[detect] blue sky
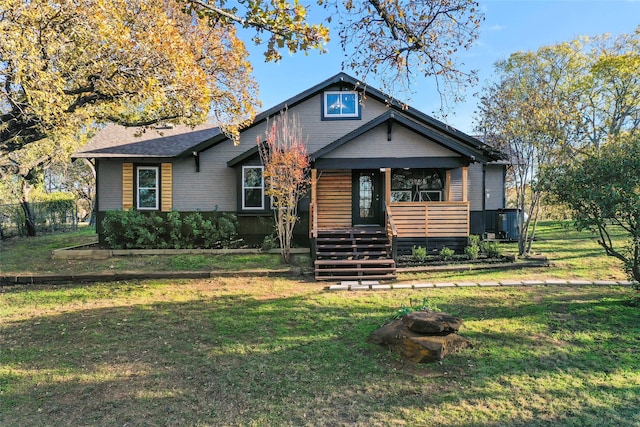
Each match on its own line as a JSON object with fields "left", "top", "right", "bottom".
{"left": 245, "top": 0, "right": 640, "bottom": 134}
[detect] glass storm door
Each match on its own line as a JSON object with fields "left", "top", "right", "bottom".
{"left": 353, "top": 170, "right": 382, "bottom": 225}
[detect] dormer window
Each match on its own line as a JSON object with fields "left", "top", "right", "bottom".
{"left": 323, "top": 91, "right": 360, "bottom": 119}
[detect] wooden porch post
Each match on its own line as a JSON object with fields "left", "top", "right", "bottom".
{"left": 462, "top": 166, "right": 468, "bottom": 202}
{"left": 384, "top": 168, "right": 391, "bottom": 202}
{"left": 382, "top": 167, "right": 398, "bottom": 259}
{"left": 310, "top": 168, "right": 317, "bottom": 261}
{"left": 311, "top": 169, "right": 317, "bottom": 206}
{"left": 310, "top": 168, "right": 317, "bottom": 236}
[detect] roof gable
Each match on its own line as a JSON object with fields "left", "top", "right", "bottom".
{"left": 74, "top": 73, "right": 505, "bottom": 162}
{"left": 311, "top": 110, "right": 489, "bottom": 163}
{"left": 232, "top": 72, "right": 504, "bottom": 163}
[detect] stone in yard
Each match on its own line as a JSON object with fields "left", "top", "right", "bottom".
{"left": 401, "top": 311, "right": 463, "bottom": 335}
{"left": 368, "top": 315, "right": 472, "bottom": 363}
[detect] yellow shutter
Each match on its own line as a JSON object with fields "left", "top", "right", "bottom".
{"left": 161, "top": 163, "right": 172, "bottom": 212}
{"left": 122, "top": 163, "right": 133, "bottom": 210}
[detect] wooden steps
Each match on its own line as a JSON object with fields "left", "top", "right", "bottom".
{"left": 314, "top": 227, "right": 397, "bottom": 281}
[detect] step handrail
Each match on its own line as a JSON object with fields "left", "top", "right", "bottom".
{"left": 384, "top": 201, "right": 398, "bottom": 259}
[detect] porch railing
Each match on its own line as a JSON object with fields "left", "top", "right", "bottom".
{"left": 384, "top": 201, "right": 398, "bottom": 259}
{"left": 309, "top": 200, "right": 318, "bottom": 239}
{"left": 387, "top": 201, "right": 470, "bottom": 238}
{"left": 309, "top": 200, "right": 318, "bottom": 262}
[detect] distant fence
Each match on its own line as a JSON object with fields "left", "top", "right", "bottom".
{"left": 0, "top": 202, "right": 80, "bottom": 238}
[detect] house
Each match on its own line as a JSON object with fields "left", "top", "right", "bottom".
{"left": 74, "top": 73, "right": 507, "bottom": 280}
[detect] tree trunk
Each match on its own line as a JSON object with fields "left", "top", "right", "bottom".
{"left": 89, "top": 200, "right": 96, "bottom": 226}
{"left": 632, "top": 265, "right": 640, "bottom": 283}
{"left": 20, "top": 199, "right": 37, "bottom": 236}
{"left": 84, "top": 158, "right": 97, "bottom": 226}
{"left": 632, "top": 244, "right": 640, "bottom": 283}
{"left": 19, "top": 178, "right": 37, "bottom": 236}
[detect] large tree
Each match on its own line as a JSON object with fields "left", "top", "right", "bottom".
{"left": 2, "top": 0, "right": 484, "bottom": 156}
{"left": 475, "top": 28, "right": 640, "bottom": 256}
{"left": 188, "top": 0, "right": 483, "bottom": 99}
{"left": 475, "top": 45, "right": 576, "bottom": 255}
{"left": 569, "top": 31, "right": 640, "bottom": 151}
{"left": 1, "top": 0, "right": 259, "bottom": 233}
{"left": 2, "top": 0, "right": 483, "bottom": 234}
{"left": 319, "top": 0, "right": 483, "bottom": 100}
{"left": 1, "top": 0, "right": 259, "bottom": 151}
{"left": 542, "top": 132, "right": 640, "bottom": 282}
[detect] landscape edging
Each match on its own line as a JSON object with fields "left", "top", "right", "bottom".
{"left": 51, "top": 244, "right": 311, "bottom": 260}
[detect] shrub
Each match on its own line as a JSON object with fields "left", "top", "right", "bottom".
{"left": 411, "top": 245, "right": 427, "bottom": 261}
{"left": 439, "top": 246, "right": 454, "bottom": 261}
{"left": 464, "top": 235, "right": 481, "bottom": 260}
{"left": 468, "top": 234, "right": 481, "bottom": 247}
{"left": 182, "top": 212, "right": 207, "bottom": 249}
{"left": 37, "top": 192, "right": 77, "bottom": 230}
{"left": 464, "top": 244, "right": 480, "bottom": 260}
{"left": 392, "top": 297, "right": 439, "bottom": 320}
{"left": 101, "top": 210, "right": 238, "bottom": 249}
{"left": 481, "top": 240, "right": 503, "bottom": 258}
{"left": 261, "top": 234, "right": 278, "bottom": 251}
{"left": 214, "top": 213, "right": 240, "bottom": 247}
{"left": 164, "top": 211, "right": 184, "bottom": 249}
{"left": 102, "top": 210, "right": 148, "bottom": 249}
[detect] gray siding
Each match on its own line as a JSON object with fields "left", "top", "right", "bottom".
{"left": 175, "top": 94, "right": 391, "bottom": 212}
{"left": 448, "top": 167, "right": 463, "bottom": 202}
{"left": 97, "top": 159, "right": 123, "bottom": 210}
{"left": 485, "top": 164, "right": 505, "bottom": 210}
{"left": 281, "top": 92, "right": 390, "bottom": 153}
{"left": 97, "top": 158, "right": 173, "bottom": 211}
{"left": 96, "top": 92, "right": 496, "bottom": 215}
{"left": 234, "top": 92, "right": 390, "bottom": 155}
{"left": 170, "top": 154, "right": 237, "bottom": 211}
{"left": 324, "top": 124, "right": 459, "bottom": 159}
{"left": 468, "top": 162, "right": 484, "bottom": 212}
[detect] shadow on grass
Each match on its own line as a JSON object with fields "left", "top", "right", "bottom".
{"left": 1, "top": 285, "right": 639, "bottom": 426}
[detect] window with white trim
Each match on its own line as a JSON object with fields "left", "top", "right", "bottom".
{"left": 137, "top": 166, "right": 159, "bottom": 210}
{"left": 242, "top": 166, "right": 264, "bottom": 210}
{"left": 323, "top": 91, "right": 359, "bottom": 119}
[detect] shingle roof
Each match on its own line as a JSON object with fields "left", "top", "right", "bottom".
{"left": 73, "top": 72, "right": 505, "bottom": 162}
{"left": 73, "top": 123, "right": 221, "bottom": 158}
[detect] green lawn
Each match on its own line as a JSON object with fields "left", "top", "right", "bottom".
{"left": 0, "top": 226, "right": 307, "bottom": 274}
{"left": 1, "top": 279, "right": 639, "bottom": 426}
{"left": 1, "top": 221, "right": 639, "bottom": 425}
{"left": 0, "top": 221, "right": 631, "bottom": 281}
{"left": 401, "top": 221, "right": 629, "bottom": 283}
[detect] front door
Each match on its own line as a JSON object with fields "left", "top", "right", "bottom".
{"left": 353, "top": 170, "right": 382, "bottom": 225}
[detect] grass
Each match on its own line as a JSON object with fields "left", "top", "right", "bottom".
{"left": 0, "top": 225, "right": 308, "bottom": 274}
{"left": 1, "top": 221, "right": 639, "bottom": 425}
{"left": 1, "top": 279, "right": 639, "bottom": 426}
{"left": 0, "top": 221, "right": 631, "bottom": 282}
{"left": 400, "top": 221, "right": 629, "bottom": 283}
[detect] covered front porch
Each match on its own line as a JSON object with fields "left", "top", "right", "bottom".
{"left": 309, "top": 167, "right": 471, "bottom": 280}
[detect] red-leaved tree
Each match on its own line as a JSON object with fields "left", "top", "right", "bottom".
{"left": 257, "top": 110, "right": 310, "bottom": 263}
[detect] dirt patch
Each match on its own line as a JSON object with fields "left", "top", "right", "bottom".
{"left": 396, "top": 256, "right": 513, "bottom": 268}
